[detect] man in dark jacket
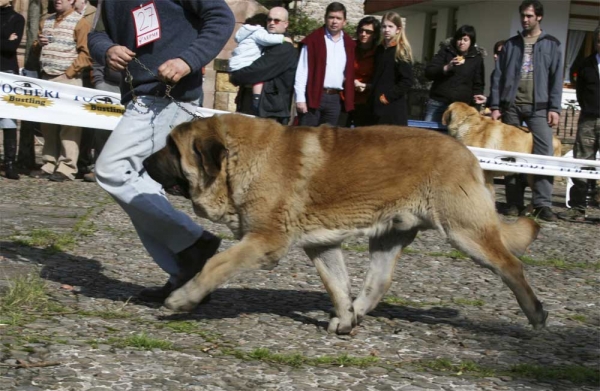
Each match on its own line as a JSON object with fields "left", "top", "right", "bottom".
{"left": 88, "top": 0, "right": 234, "bottom": 302}
{"left": 490, "top": 0, "right": 563, "bottom": 221}
{"left": 559, "top": 27, "right": 600, "bottom": 221}
{"left": 231, "top": 6, "right": 297, "bottom": 125}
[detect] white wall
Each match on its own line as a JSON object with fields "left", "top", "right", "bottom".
{"left": 405, "top": 12, "right": 427, "bottom": 63}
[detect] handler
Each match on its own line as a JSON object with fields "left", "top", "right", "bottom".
{"left": 87, "top": 0, "right": 234, "bottom": 301}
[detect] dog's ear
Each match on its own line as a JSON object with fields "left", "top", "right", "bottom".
{"left": 194, "top": 116, "right": 228, "bottom": 177}
{"left": 441, "top": 108, "right": 452, "bottom": 125}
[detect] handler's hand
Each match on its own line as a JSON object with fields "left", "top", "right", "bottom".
{"left": 158, "top": 58, "right": 191, "bottom": 84}
{"left": 106, "top": 45, "right": 136, "bottom": 71}
{"left": 296, "top": 102, "right": 308, "bottom": 114}
{"left": 491, "top": 109, "right": 502, "bottom": 121}
{"left": 547, "top": 111, "right": 560, "bottom": 127}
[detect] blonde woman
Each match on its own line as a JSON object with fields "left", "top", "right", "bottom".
{"left": 370, "top": 12, "right": 413, "bottom": 126}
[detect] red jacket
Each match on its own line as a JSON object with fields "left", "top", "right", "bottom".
{"left": 301, "top": 26, "right": 355, "bottom": 112}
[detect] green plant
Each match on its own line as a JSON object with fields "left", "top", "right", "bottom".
{"left": 288, "top": 9, "right": 322, "bottom": 39}
{"left": 109, "top": 333, "right": 174, "bottom": 351}
{"left": 510, "top": 363, "right": 599, "bottom": 385}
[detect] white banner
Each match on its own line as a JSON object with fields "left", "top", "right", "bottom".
{"left": 0, "top": 72, "right": 597, "bottom": 180}
{"left": 0, "top": 72, "right": 227, "bottom": 130}
{"left": 1, "top": 72, "right": 123, "bottom": 130}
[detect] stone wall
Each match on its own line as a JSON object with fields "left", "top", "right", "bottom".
{"left": 293, "top": 0, "right": 365, "bottom": 25}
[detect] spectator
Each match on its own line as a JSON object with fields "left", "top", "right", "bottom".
{"left": 558, "top": 26, "right": 600, "bottom": 221}
{"left": 230, "top": 6, "right": 298, "bottom": 125}
{"left": 0, "top": 0, "right": 25, "bottom": 180}
{"left": 424, "top": 25, "right": 486, "bottom": 123}
{"left": 74, "top": 0, "right": 94, "bottom": 24}
{"left": 370, "top": 11, "right": 413, "bottom": 126}
{"left": 74, "top": 0, "right": 96, "bottom": 177}
{"left": 88, "top": 0, "right": 234, "bottom": 302}
{"left": 229, "top": 12, "right": 291, "bottom": 115}
{"left": 349, "top": 16, "right": 380, "bottom": 127}
{"left": 483, "top": 40, "right": 506, "bottom": 115}
{"left": 82, "top": 59, "right": 121, "bottom": 183}
{"left": 490, "top": 0, "right": 563, "bottom": 221}
{"left": 493, "top": 40, "right": 505, "bottom": 62}
{"left": 32, "top": 0, "right": 92, "bottom": 182}
{"left": 294, "top": 2, "right": 355, "bottom": 126}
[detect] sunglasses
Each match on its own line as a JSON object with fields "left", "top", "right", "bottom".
{"left": 358, "top": 28, "right": 375, "bottom": 35}
{"left": 267, "top": 17, "right": 284, "bottom": 24}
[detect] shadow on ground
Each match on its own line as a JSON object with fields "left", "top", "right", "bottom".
{"left": 1, "top": 240, "right": 597, "bottom": 358}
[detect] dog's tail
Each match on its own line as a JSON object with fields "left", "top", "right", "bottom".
{"left": 499, "top": 217, "right": 540, "bottom": 257}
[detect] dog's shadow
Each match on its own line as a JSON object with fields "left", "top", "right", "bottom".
{"left": 0, "top": 240, "right": 459, "bottom": 327}
{"left": 0, "top": 241, "right": 592, "bottom": 344}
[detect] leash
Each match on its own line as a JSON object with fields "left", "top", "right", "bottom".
{"left": 124, "top": 57, "right": 204, "bottom": 120}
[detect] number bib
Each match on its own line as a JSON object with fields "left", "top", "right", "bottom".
{"left": 131, "top": 1, "right": 161, "bottom": 47}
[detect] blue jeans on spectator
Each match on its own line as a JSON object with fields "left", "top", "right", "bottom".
{"left": 95, "top": 96, "right": 205, "bottom": 283}
{"left": 423, "top": 99, "right": 448, "bottom": 123}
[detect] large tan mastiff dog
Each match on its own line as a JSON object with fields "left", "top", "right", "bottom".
{"left": 442, "top": 102, "right": 562, "bottom": 199}
{"left": 143, "top": 114, "right": 547, "bottom": 334}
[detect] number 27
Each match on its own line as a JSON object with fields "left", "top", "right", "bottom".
{"left": 136, "top": 7, "right": 154, "bottom": 32}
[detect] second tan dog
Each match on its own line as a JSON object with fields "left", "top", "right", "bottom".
{"left": 143, "top": 114, "right": 547, "bottom": 335}
{"left": 442, "top": 102, "right": 562, "bottom": 200}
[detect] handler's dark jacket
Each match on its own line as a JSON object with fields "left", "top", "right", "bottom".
{"left": 230, "top": 41, "right": 298, "bottom": 119}
{"left": 490, "top": 30, "right": 563, "bottom": 113}
{"left": 575, "top": 53, "right": 599, "bottom": 118}
{"left": 425, "top": 39, "right": 485, "bottom": 105}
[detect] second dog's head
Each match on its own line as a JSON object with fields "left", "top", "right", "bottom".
{"left": 441, "top": 102, "right": 480, "bottom": 139}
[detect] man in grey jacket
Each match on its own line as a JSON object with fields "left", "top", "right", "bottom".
{"left": 490, "top": 0, "right": 563, "bottom": 222}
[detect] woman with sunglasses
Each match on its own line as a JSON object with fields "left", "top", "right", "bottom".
{"left": 424, "top": 25, "right": 486, "bottom": 123}
{"left": 370, "top": 12, "right": 413, "bottom": 126}
{"left": 349, "top": 16, "right": 380, "bottom": 127}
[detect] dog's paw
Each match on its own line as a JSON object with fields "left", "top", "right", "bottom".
{"left": 164, "top": 288, "right": 199, "bottom": 312}
{"left": 327, "top": 317, "right": 354, "bottom": 335}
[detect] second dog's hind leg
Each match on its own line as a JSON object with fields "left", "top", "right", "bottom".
{"left": 353, "top": 229, "right": 418, "bottom": 323}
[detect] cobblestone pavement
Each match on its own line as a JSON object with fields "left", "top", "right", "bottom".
{"left": 0, "top": 173, "right": 598, "bottom": 391}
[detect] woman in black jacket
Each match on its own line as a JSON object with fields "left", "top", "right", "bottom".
{"left": 424, "top": 25, "right": 486, "bottom": 123}
{"left": 370, "top": 11, "right": 413, "bottom": 126}
{"left": 0, "top": 0, "right": 25, "bottom": 180}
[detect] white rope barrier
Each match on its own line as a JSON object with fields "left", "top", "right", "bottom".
{"left": 1, "top": 72, "right": 597, "bottom": 180}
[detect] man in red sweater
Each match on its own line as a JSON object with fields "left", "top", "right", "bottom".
{"left": 294, "top": 2, "right": 355, "bottom": 126}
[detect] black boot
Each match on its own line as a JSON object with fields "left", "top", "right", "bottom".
{"left": 3, "top": 129, "right": 19, "bottom": 180}
{"left": 138, "top": 231, "right": 221, "bottom": 303}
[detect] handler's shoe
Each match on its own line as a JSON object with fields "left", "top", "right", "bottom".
{"left": 532, "top": 206, "right": 557, "bottom": 222}
{"left": 138, "top": 231, "right": 221, "bottom": 303}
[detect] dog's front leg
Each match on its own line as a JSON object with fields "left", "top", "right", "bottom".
{"left": 304, "top": 245, "right": 356, "bottom": 334}
{"left": 165, "top": 233, "right": 290, "bottom": 312}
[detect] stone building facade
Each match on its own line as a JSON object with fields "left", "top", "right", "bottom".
{"left": 291, "top": 0, "right": 365, "bottom": 24}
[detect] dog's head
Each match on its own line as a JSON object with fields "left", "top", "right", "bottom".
{"left": 143, "top": 116, "right": 228, "bottom": 203}
{"left": 441, "top": 102, "right": 480, "bottom": 138}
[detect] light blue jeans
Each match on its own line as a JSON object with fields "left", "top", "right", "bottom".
{"left": 423, "top": 99, "right": 449, "bottom": 123}
{"left": 95, "top": 96, "right": 204, "bottom": 282}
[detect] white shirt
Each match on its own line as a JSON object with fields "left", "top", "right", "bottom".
{"left": 294, "top": 29, "right": 347, "bottom": 103}
{"left": 596, "top": 53, "right": 600, "bottom": 76}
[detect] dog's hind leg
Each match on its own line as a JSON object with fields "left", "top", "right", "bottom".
{"left": 447, "top": 228, "right": 547, "bottom": 329}
{"left": 353, "top": 229, "right": 417, "bottom": 323}
{"left": 304, "top": 245, "right": 355, "bottom": 334}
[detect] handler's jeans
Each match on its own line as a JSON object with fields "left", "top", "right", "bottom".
{"left": 95, "top": 96, "right": 204, "bottom": 282}
{"left": 502, "top": 104, "right": 555, "bottom": 208}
